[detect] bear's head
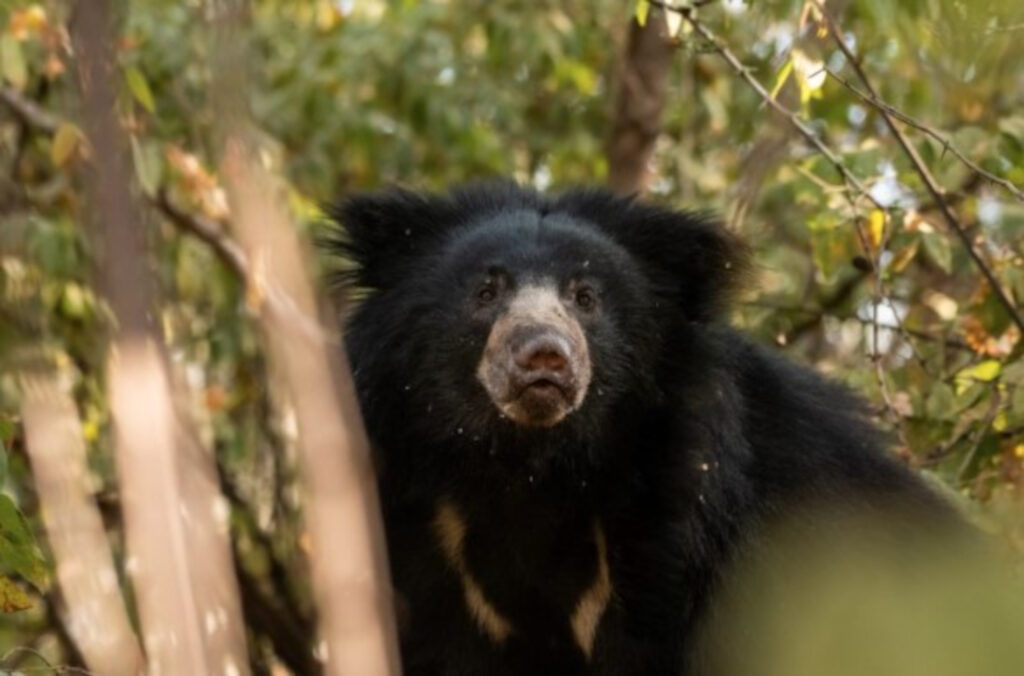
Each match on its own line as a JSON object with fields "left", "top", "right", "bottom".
{"left": 329, "top": 183, "right": 746, "bottom": 456}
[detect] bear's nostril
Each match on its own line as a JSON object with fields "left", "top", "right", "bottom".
{"left": 513, "top": 335, "right": 570, "bottom": 373}
{"left": 524, "top": 348, "right": 567, "bottom": 372}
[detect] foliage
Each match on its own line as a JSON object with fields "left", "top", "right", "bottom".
{"left": 0, "top": 0, "right": 1020, "bottom": 670}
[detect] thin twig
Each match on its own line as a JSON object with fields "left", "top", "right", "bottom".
{"left": 0, "top": 86, "right": 60, "bottom": 133}
{"left": 651, "top": 1, "right": 885, "bottom": 212}
{"left": 812, "top": 0, "right": 1024, "bottom": 335}
{"left": 955, "top": 387, "right": 1001, "bottom": 483}
{"left": 0, "top": 48, "right": 334, "bottom": 351}
{"left": 748, "top": 299, "right": 974, "bottom": 351}
{"left": 153, "top": 188, "right": 249, "bottom": 276}
{"left": 824, "top": 67, "right": 1024, "bottom": 202}
{"left": 151, "top": 189, "right": 338, "bottom": 346}
{"left": 647, "top": 0, "right": 718, "bottom": 10}
{"left": 665, "top": 1, "right": 915, "bottom": 440}
{"left": 0, "top": 76, "right": 334, "bottom": 345}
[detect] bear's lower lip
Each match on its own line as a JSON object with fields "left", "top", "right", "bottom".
{"left": 518, "top": 379, "right": 567, "bottom": 399}
{"left": 511, "top": 380, "right": 571, "bottom": 423}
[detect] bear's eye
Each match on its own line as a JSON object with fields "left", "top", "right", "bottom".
{"left": 476, "top": 283, "right": 498, "bottom": 304}
{"left": 574, "top": 287, "right": 597, "bottom": 311}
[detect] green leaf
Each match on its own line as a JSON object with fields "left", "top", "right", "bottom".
{"left": 51, "top": 122, "right": 82, "bottom": 168}
{"left": 0, "top": 34, "right": 27, "bottom": 91}
{"left": 975, "top": 288, "right": 1012, "bottom": 336}
{"left": 131, "top": 136, "right": 162, "bottom": 196}
{"left": 59, "top": 282, "right": 89, "bottom": 320}
{"left": 1011, "top": 386, "right": 1024, "bottom": 424}
{"left": 1002, "top": 361, "right": 1024, "bottom": 384}
{"left": 810, "top": 226, "right": 858, "bottom": 282}
{"left": 0, "top": 494, "right": 47, "bottom": 592}
{"left": 922, "top": 231, "right": 952, "bottom": 274}
{"left": 997, "top": 115, "right": 1024, "bottom": 141}
{"left": 925, "top": 382, "right": 956, "bottom": 420}
{"left": 953, "top": 380, "right": 984, "bottom": 404}
{"left": 125, "top": 66, "right": 156, "bottom": 113}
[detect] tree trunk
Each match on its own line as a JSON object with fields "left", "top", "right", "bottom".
{"left": 606, "top": 12, "right": 675, "bottom": 196}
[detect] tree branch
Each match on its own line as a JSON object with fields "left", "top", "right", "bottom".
{"left": 0, "top": 85, "right": 60, "bottom": 133}
{"left": 780, "top": 270, "right": 868, "bottom": 344}
{"left": 153, "top": 188, "right": 249, "bottom": 276}
{"left": 823, "top": 67, "right": 1024, "bottom": 203}
{"left": 151, "top": 188, "right": 336, "bottom": 345}
{"left": 812, "top": 0, "right": 1024, "bottom": 335}
{"left": 650, "top": 0, "right": 885, "bottom": 213}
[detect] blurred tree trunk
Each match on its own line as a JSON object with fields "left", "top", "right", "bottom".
{"left": 210, "top": 4, "right": 402, "bottom": 674}
{"left": 70, "top": 1, "right": 250, "bottom": 672}
{"left": 606, "top": 11, "right": 675, "bottom": 196}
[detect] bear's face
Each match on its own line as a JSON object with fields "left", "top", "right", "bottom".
{"left": 437, "top": 212, "right": 654, "bottom": 428}
{"left": 332, "top": 184, "right": 746, "bottom": 455}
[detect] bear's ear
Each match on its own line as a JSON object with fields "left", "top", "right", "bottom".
{"left": 325, "top": 181, "right": 543, "bottom": 291}
{"left": 324, "top": 187, "right": 465, "bottom": 290}
{"left": 557, "top": 190, "right": 750, "bottom": 322}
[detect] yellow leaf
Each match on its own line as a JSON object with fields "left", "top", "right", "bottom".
{"left": 956, "top": 360, "right": 1002, "bottom": 383}
{"left": 316, "top": 0, "right": 342, "bottom": 31}
{"left": 9, "top": 5, "right": 48, "bottom": 40}
{"left": 889, "top": 240, "right": 919, "bottom": 274}
{"left": 868, "top": 209, "right": 886, "bottom": 248}
{"left": 82, "top": 419, "right": 99, "bottom": 442}
{"left": 50, "top": 122, "right": 81, "bottom": 168}
{"left": 1014, "top": 444, "right": 1024, "bottom": 458}
{"left": 791, "top": 49, "right": 825, "bottom": 106}
{"left": 130, "top": 136, "right": 162, "bottom": 196}
{"left": 0, "top": 576, "right": 32, "bottom": 613}
{"left": 770, "top": 58, "right": 794, "bottom": 100}
{"left": 635, "top": 0, "right": 650, "bottom": 27}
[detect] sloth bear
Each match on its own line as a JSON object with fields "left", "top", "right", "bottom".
{"left": 330, "top": 183, "right": 952, "bottom": 675}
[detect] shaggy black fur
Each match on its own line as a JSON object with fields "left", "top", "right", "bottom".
{"left": 327, "top": 183, "right": 952, "bottom": 675}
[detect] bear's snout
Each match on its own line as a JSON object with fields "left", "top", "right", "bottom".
{"left": 476, "top": 285, "right": 592, "bottom": 427}
{"left": 508, "top": 327, "right": 576, "bottom": 413}
{"left": 511, "top": 327, "right": 571, "bottom": 380}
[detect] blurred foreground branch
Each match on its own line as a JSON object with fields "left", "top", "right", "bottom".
{"left": 21, "top": 373, "right": 142, "bottom": 675}
{"left": 210, "top": 4, "right": 401, "bottom": 674}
